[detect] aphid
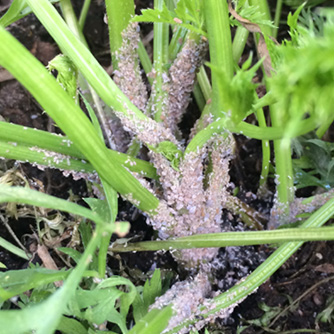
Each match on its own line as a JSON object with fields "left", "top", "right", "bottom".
{"left": 173, "top": 17, "right": 183, "bottom": 24}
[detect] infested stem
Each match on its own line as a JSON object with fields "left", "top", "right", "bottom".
{"left": 164, "top": 32, "right": 207, "bottom": 134}
{"left": 166, "top": 196, "right": 334, "bottom": 333}
{"left": 0, "top": 122, "right": 157, "bottom": 179}
{"left": 112, "top": 22, "right": 149, "bottom": 152}
{"left": 0, "top": 140, "right": 95, "bottom": 175}
{"left": 282, "top": 188, "right": 334, "bottom": 225}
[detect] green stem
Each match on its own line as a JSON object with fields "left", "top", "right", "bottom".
{"left": 78, "top": 0, "right": 91, "bottom": 30}
{"left": 154, "top": 0, "right": 169, "bottom": 66}
{"left": 111, "top": 225, "right": 334, "bottom": 252}
{"left": 138, "top": 40, "right": 153, "bottom": 84}
{"left": 248, "top": 0, "right": 282, "bottom": 203}
{"left": 185, "top": 116, "right": 318, "bottom": 154}
{"left": 270, "top": 103, "right": 295, "bottom": 224}
{"left": 196, "top": 66, "right": 211, "bottom": 102}
{"left": 256, "top": 107, "right": 271, "bottom": 196}
{"left": 0, "top": 236, "right": 29, "bottom": 260}
{"left": 168, "top": 26, "right": 187, "bottom": 62}
{"left": 60, "top": 0, "right": 87, "bottom": 44}
{"left": 273, "top": 0, "right": 283, "bottom": 39}
{"left": 105, "top": 0, "right": 135, "bottom": 69}
{"left": 0, "top": 185, "right": 105, "bottom": 225}
{"left": 204, "top": 0, "right": 233, "bottom": 118}
{"left": 98, "top": 229, "right": 113, "bottom": 278}
{"left": 165, "top": 0, "right": 175, "bottom": 10}
{"left": 249, "top": 0, "right": 273, "bottom": 36}
{"left": 0, "top": 121, "right": 81, "bottom": 157}
{"left": 316, "top": 116, "right": 334, "bottom": 139}
{"left": 97, "top": 179, "right": 118, "bottom": 278}
{"left": 152, "top": 0, "right": 169, "bottom": 122}
{"left": 232, "top": 26, "right": 249, "bottom": 63}
{"left": 60, "top": 0, "right": 114, "bottom": 149}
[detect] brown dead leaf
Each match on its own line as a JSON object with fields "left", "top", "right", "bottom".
{"left": 228, "top": 0, "right": 262, "bottom": 33}
{"left": 0, "top": 2, "right": 11, "bottom": 13}
{"left": 258, "top": 35, "right": 273, "bottom": 76}
{"left": 314, "top": 263, "right": 334, "bottom": 274}
{"left": 37, "top": 244, "right": 63, "bottom": 287}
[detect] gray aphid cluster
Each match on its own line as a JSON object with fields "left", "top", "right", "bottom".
{"left": 108, "top": 22, "right": 241, "bottom": 332}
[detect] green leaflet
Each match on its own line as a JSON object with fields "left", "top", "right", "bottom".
{"left": 132, "top": 269, "right": 164, "bottom": 323}
{"left": 48, "top": 54, "right": 78, "bottom": 102}
{"left": 149, "top": 141, "right": 183, "bottom": 171}
{"left": 132, "top": 0, "right": 207, "bottom": 37}
{"left": 0, "top": 268, "right": 69, "bottom": 302}
{"left": 128, "top": 305, "right": 173, "bottom": 334}
{"left": 0, "top": 0, "right": 58, "bottom": 28}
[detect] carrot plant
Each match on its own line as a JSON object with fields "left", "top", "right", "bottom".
{"left": 0, "top": 0, "right": 334, "bottom": 333}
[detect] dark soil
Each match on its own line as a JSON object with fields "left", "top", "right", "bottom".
{"left": 1, "top": 1, "right": 334, "bottom": 334}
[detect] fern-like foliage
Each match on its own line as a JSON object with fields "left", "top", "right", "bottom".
{"left": 230, "top": 0, "right": 276, "bottom": 31}
{"left": 267, "top": 8, "right": 334, "bottom": 138}
{"left": 132, "top": 0, "right": 206, "bottom": 37}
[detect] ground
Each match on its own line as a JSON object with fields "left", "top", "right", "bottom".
{"left": 1, "top": 1, "right": 334, "bottom": 333}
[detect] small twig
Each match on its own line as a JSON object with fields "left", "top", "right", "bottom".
{"left": 37, "top": 244, "right": 63, "bottom": 287}
{"left": 0, "top": 214, "right": 27, "bottom": 253}
{"left": 268, "top": 275, "right": 334, "bottom": 328}
{"left": 0, "top": 66, "right": 14, "bottom": 82}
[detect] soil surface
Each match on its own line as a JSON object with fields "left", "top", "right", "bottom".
{"left": 1, "top": 1, "right": 334, "bottom": 333}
